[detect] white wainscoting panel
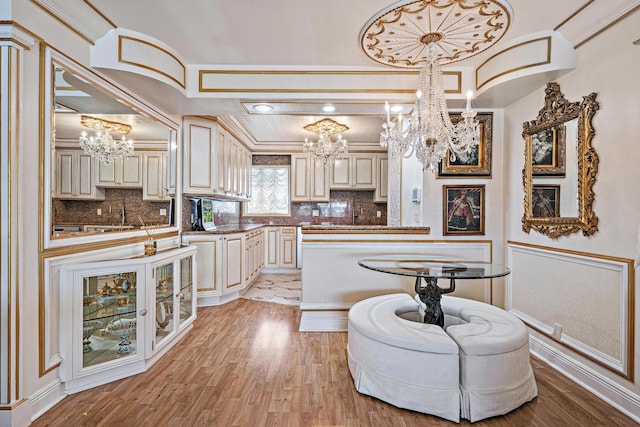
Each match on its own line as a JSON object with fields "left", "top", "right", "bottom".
{"left": 507, "top": 241, "right": 634, "bottom": 379}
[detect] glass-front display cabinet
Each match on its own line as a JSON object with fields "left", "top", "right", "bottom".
{"left": 59, "top": 245, "right": 197, "bottom": 393}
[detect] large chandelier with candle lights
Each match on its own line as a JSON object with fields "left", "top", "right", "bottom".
{"left": 359, "top": 0, "right": 512, "bottom": 172}
{"left": 380, "top": 40, "right": 479, "bottom": 172}
{"left": 303, "top": 118, "right": 349, "bottom": 166}
{"left": 79, "top": 115, "right": 134, "bottom": 164}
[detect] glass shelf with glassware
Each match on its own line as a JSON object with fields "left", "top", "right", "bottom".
{"left": 59, "top": 245, "right": 198, "bottom": 394}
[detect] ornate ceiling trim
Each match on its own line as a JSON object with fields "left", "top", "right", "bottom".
{"left": 359, "top": 0, "right": 512, "bottom": 68}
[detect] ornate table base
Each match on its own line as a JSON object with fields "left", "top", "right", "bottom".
{"left": 414, "top": 276, "right": 456, "bottom": 327}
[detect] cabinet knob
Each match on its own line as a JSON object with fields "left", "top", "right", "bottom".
{"left": 176, "top": 292, "right": 185, "bottom": 299}
{"left": 139, "top": 309, "right": 148, "bottom": 316}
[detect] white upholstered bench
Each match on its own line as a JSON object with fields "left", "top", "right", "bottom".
{"left": 347, "top": 293, "right": 538, "bottom": 423}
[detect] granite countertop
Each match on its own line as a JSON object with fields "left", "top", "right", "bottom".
{"left": 182, "top": 223, "right": 266, "bottom": 235}
{"left": 301, "top": 225, "right": 430, "bottom": 234}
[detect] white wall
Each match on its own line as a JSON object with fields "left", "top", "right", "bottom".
{"left": 504, "top": 8, "right": 640, "bottom": 399}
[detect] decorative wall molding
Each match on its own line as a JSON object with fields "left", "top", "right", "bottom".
{"left": 507, "top": 241, "right": 634, "bottom": 380}
{"left": 0, "top": 23, "right": 39, "bottom": 49}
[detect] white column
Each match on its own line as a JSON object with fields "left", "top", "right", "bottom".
{"left": 0, "top": 24, "right": 36, "bottom": 427}
{"left": 386, "top": 148, "right": 401, "bottom": 226}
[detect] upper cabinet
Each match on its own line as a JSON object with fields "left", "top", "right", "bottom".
{"left": 143, "top": 152, "right": 170, "bottom": 201}
{"left": 374, "top": 154, "right": 388, "bottom": 203}
{"left": 54, "top": 149, "right": 105, "bottom": 200}
{"left": 291, "top": 155, "right": 330, "bottom": 202}
{"left": 95, "top": 153, "right": 143, "bottom": 188}
{"left": 330, "top": 154, "right": 377, "bottom": 189}
{"left": 183, "top": 116, "right": 251, "bottom": 200}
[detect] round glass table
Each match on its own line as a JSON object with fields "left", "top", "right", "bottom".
{"left": 358, "top": 255, "right": 511, "bottom": 327}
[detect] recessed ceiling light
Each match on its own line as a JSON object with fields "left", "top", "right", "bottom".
{"left": 253, "top": 104, "right": 273, "bottom": 112}
{"left": 322, "top": 104, "right": 336, "bottom": 113}
{"left": 390, "top": 105, "right": 403, "bottom": 113}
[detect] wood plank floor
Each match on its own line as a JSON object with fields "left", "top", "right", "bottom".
{"left": 33, "top": 298, "right": 638, "bottom": 427}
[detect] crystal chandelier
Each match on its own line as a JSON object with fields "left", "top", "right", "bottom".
{"left": 380, "top": 40, "right": 480, "bottom": 172}
{"left": 79, "top": 115, "right": 134, "bottom": 164}
{"left": 303, "top": 118, "right": 349, "bottom": 166}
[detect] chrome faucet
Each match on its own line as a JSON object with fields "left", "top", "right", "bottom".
{"left": 352, "top": 196, "right": 362, "bottom": 224}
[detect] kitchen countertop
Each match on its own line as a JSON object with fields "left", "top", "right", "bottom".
{"left": 300, "top": 225, "right": 430, "bottom": 234}
{"left": 182, "top": 223, "right": 266, "bottom": 235}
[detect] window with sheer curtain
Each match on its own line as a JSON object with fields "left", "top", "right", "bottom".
{"left": 245, "top": 166, "right": 290, "bottom": 215}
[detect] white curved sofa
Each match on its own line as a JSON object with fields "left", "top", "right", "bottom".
{"left": 347, "top": 293, "right": 538, "bottom": 423}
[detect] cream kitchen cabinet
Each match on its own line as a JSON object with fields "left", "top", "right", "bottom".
{"left": 329, "top": 154, "right": 377, "bottom": 189}
{"left": 58, "top": 245, "right": 197, "bottom": 393}
{"left": 54, "top": 149, "right": 105, "bottom": 200}
{"left": 374, "top": 154, "right": 388, "bottom": 202}
{"left": 143, "top": 151, "right": 170, "bottom": 201}
{"left": 223, "top": 233, "right": 244, "bottom": 294}
{"left": 264, "top": 226, "right": 297, "bottom": 270}
{"left": 95, "top": 153, "right": 143, "bottom": 188}
{"left": 244, "top": 228, "right": 264, "bottom": 284}
{"left": 291, "top": 155, "right": 330, "bottom": 202}
{"left": 181, "top": 234, "right": 224, "bottom": 303}
{"left": 183, "top": 116, "right": 251, "bottom": 200}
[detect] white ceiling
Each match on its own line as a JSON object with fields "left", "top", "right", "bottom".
{"left": 49, "top": 0, "right": 636, "bottom": 151}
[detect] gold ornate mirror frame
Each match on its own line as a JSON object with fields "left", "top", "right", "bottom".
{"left": 522, "top": 82, "right": 599, "bottom": 238}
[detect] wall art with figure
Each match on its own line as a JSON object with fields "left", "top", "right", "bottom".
{"left": 443, "top": 185, "right": 485, "bottom": 235}
{"left": 531, "top": 185, "right": 559, "bottom": 217}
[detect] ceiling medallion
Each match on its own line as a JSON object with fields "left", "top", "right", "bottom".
{"left": 303, "top": 118, "right": 349, "bottom": 136}
{"left": 359, "top": 0, "right": 512, "bottom": 68}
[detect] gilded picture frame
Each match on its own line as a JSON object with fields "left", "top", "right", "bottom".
{"left": 437, "top": 113, "right": 493, "bottom": 177}
{"left": 443, "top": 184, "right": 485, "bottom": 235}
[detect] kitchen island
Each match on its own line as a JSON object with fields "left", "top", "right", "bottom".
{"left": 299, "top": 225, "right": 494, "bottom": 331}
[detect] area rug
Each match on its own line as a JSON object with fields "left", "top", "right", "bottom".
{"left": 241, "top": 273, "right": 301, "bottom": 306}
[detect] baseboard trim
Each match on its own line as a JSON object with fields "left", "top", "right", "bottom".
{"left": 28, "top": 378, "right": 66, "bottom": 423}
{"left": 299, "top": 309, "right": 349, "bottom": 332}
{"left": 530, "top": 334, "right": 640, "bottom": 423}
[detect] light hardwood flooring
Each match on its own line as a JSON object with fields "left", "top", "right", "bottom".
{"left": 33, "top": 294, "right": 638, "bottom": 426}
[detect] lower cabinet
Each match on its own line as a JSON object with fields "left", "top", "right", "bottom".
{"left": 58, "top": 245, "right": 197, "bottom": 393}
{"left": 264, "top": 226, "right": 297, "bottom": 270}
{"left": 182, "top": 227, "right": 264, "bottom": 306}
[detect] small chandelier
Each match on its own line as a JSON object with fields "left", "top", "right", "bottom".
{"left": 303, "top": 118, "right": 349, "bottom": 166}
{"left": 79, "top": 115, "right": 134, "bottom": 164}
{"left": 380, "top": 40, "right": 479, "bottom": 172}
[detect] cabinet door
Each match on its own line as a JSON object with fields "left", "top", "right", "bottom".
{"left": 153, "top": 261, "right": 175, "bottom": 350}
{"left": 352, "top": 154, "right": 376, "bottom": 188}
{"left": 183, "top": 120, "right": 215, "bottom": 193}
{"left": 330, "top": 157, "right": 351, "bottom": 188}
{"left": 264, "top": 227, "right": 279, "bottom": 268}
{"left": 310, "top": 158, "right": 330, "bottom": 201}
{"left": 375, "top": 154, "right": 388, "bottom": 202}
{"left": 184, "top": 238, "right": 221, "bottom": 296}
{"left": 177, "top": 255, "right": 196, "bottom": 329}
{"left": 143, "top": 152, "right": 170, "bottom": 201}
{"left": 279, "top": 227, "right": 297, "bottom": 268}
{"left": 95, "top": 158, "right": 118, "bottom": 186}
{"left": 291, "top": 155, "right": 310, "bottom": 201}
{"left": 121, "top": 154, "right": 143, "bottom": 186}
{"left": 223, "top": 235, "right": 243, "bottom": 293}
{"left": 216, "top": 127, "right": 227, "bottom": 193}
{"left": 57, "top": 151, "right": 75, "bottom": 198}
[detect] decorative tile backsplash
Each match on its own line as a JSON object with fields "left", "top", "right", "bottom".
{"left": 53, "top": 188, "right": 170, "bottom": 228}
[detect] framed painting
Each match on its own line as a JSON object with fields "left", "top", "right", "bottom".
{"left": 437, "top": 113, "right": 493, "bottom": 177}
{"left": 531, "top": 185, "right": 560, "bottom": 217}
{"left": 532, "top": 125, "right": 566, "bottom": 176}
{"left": 443, "top": 185, "right": 485, "bottom": 235}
